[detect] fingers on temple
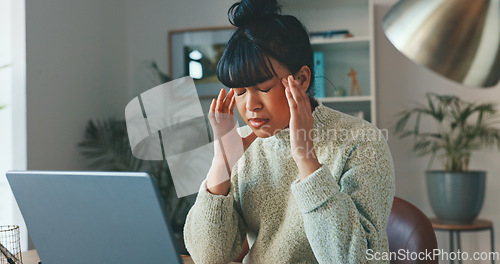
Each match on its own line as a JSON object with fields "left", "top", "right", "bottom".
{"left": 281, "top": 77, "right": 289, "bottom": 89}
{"left": 216, "top": 88, "right": 226, "bottom": 113}
{"left": 287, "top": 75, "right": 303, "bottom": 105}
{"left": 282, "top": 76, "right": 296, "bottom": 109}
{"left": 223, "top": 89, "right": 234, "bottom": 113}
{"left": 285, "top": 85, "right": 297, "bottom": 109}
{"left": 228, "top": 91, "right": 236, "bottom": 115}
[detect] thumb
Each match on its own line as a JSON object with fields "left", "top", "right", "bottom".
{"left": 242, "top": 132, "right": 258, "bottom": 151}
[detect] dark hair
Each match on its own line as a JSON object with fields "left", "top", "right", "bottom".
{"left": 216, "top": 0, "right": 316, "bottom": 98}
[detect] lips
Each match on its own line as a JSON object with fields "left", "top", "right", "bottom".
{"left": 248, "top": 118, "right": 269, "bottom": 129}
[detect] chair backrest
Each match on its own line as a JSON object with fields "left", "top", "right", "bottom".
{"left": 387, "top": 196, "right": 438, "bottom": 264}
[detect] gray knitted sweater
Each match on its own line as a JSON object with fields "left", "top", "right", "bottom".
{"left": 184, "top": 103, "right": 395, "bottom": 263}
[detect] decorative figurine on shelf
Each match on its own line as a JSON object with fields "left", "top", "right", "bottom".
{"left": 348, "top": 68, "right": 362, "bottom": 96}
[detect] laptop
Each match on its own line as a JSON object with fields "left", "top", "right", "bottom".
{"left": 6, "top": 170, "right": 184, "bottom": 264}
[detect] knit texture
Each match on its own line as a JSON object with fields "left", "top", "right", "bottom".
{"left": 184, "top": 103, "right": 395, "bottom": 263}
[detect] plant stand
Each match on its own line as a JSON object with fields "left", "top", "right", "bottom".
{"left": 431, "top": 218, "right": 495, "bottom": 264}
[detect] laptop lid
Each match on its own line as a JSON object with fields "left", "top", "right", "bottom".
{"left": 6, "top": 170, "right": 183, "bottom": 264}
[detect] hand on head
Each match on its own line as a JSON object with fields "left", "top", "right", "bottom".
{"left": 282, "top": 75, "right": 321, "bottom": 180}
{"left": 209, "top": 88, "right": 257, "bottom": 167}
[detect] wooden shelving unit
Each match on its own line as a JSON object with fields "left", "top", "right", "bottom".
{"left": 284, "top": 0, "right": 377, "bottom": 124}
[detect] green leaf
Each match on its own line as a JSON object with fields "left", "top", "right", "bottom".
{"left": 414, "top": 112, "right": 421, "bottom": 136}
{"left": 426, "top": 93, "right": 436, "bottom": 115}
{"left": 392, "top": 93, "right": 500, "bottom": 172}
{"left": 394, "top": 111, "right": 412, "bottom": 135}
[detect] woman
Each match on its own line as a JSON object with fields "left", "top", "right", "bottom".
{"left": 184, "top": 0, "right": 395, "bottom": 263}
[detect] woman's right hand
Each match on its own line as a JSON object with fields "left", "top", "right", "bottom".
{"left": 206, "top": 88, "right": 257, "bottom": 195}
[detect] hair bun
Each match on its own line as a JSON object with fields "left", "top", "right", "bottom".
{"left": 228, "top": 0, "right": 281, "bottom": 27}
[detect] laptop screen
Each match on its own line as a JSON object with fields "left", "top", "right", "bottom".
{"left": 7, "top": 171, "right": 183, "bottom": 264}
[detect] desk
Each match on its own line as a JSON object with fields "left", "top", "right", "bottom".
{"left": 431, "top": 218, "right": 495, "bottom": 264}
{"left": 21, "top": 250, "right": 239, "bottom": 264}
{"left": 20, "top": 250, "right": 39, "bottom": 264}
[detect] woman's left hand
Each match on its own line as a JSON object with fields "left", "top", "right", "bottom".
{"left": 282, "top": 75, "right": 321, "bottom": 181}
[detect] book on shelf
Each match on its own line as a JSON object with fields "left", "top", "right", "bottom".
{"left": 313, "top": 51, "right": 326, "bottom": 98}
{"left": 309, "top": 30, "right": 353, "bottom": 40}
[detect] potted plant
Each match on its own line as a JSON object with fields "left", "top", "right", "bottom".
{"left": 394, "top": 93, "right": 500, "bottom": 224}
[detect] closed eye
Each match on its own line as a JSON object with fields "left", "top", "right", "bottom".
{"left": 234, "top": 87, "right": 271, "bottom": 96}
{"left": 235, "top": 90, "right": 246, "bottom": 96}
{"left": 259, "top": 87, "right": 272, "bottom": 93}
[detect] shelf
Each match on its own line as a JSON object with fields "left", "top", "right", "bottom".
{"left": 284, "top": 0, "right": 375, "bottom": 124}
{"left": 317, "top": 96, "right": 372, "bottom": 103}
{"left": 310, "top": 36, "right": 370, "bottom": 45}
{"left": 284, "top": 0, "right": 369, "bottom": 10}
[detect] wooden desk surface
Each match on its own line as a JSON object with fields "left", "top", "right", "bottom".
{"left": 21, "top": 250, "right": 239, "bottom": 264}
{"left": 21, "top": 250, "right": 39, "bottom": 264}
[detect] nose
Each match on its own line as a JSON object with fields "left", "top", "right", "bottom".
{"left": 245, "top": 92, "right": 263, "bottom": 112}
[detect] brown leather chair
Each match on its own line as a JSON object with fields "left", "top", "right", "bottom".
{"left": 387, "top": 196, "right": 439, "bottom": 264}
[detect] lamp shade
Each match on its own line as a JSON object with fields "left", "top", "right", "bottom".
{"left": 382, "top": 0, "right": 499, "bottom": 88}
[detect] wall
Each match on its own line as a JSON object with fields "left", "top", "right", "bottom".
{"left": 375, "top": 2, "right": 500, "bottom": 260}
{"left": 26, "top": 0, "right": 129, "bottom": 171}
{"left": 126, "top": 0, "right": 235, "bottom": 98}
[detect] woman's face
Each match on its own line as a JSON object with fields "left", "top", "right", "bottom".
{"left": 232, "top": 58, "right": 292, "bottom": 138}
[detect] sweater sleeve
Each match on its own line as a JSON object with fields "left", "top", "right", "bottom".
{"left": 183, "top": 179, "right": 247, "bottom": 264}
{"left": 291, "top": 134, "right": 395, "bottom": 264}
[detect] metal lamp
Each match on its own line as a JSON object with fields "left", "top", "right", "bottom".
{"left": 382, "top": 0, "right": 499, "bottom": 88}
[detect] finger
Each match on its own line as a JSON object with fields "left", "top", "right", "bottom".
{"left": 222, "top": 89, "right": 234, "bottom": 113}
{"left": 292, "top": 75, "right": 309, "bottom": 100}
{"left": 209, "top": 98, "right": 218, "bottom": 124}
{"left": 215, "top": 89, "right": 226, "bottom": 122}
{"left": 216, "top": 89, "right": 226, "bottom": 113}
{"left": 209, "top": 98, "right": 216, "bottom": 113}
{"left": 242, "top": 132, "right": 258, "bottom": 151}
{"left": 292, "top": 78, "right": 311, "bottom": 111}
{"left": 285, "top": 86, "right": 297, "bottom": 109}
{"left": 228, "top": 91, "right": 236, "bottom": 115}
{"left": 288, "top": 75, "right": 303, "bottom": 105}
{"left": 281, "top": 77, "right": 289, "bottom": 89}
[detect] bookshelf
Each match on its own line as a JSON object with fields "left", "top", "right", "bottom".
{"left": 310, "top": 36, "right": 370, "bottom": 45}
{"left": 284, "top": 0, "right": 377, "bottom": 124}
{"left": 318, "top": 96, "right": 372, "bottom": 103}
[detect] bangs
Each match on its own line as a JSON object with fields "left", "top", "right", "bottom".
{"left": 217, "top": 33, "right": 278, "bottom": 88}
